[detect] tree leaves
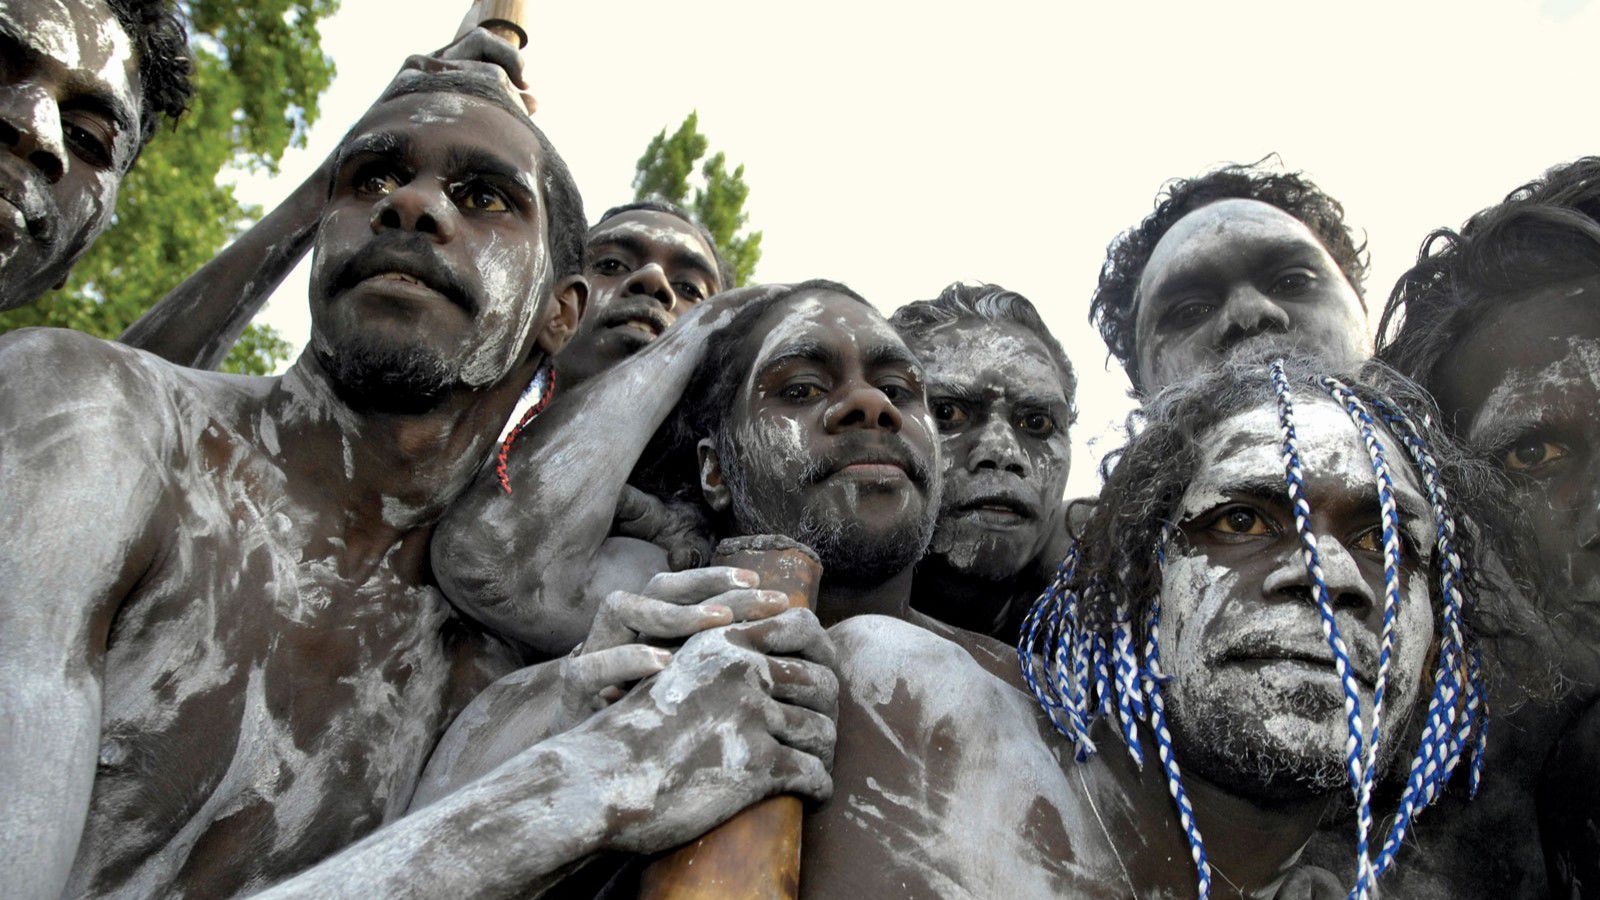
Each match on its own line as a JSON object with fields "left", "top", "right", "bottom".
{"left": 632, "top": 112, "right": 762, "bottom": 288}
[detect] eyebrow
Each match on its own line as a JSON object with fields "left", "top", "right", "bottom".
{"left": 1194, "top": 472, "right": 1431, "bottom": 535}
{"left": 446, "top": 146, "right": 538, "bottom": 199}
{"left": 60, "top": 81, "right": 135, "bottom": 138}
{"left": 1145, "top": 235, "right": 1326, "bottom": 301}
{"left": 334, "top": 132, "right": 412, "bottom": 171}
{"left": 761, "top": 340, "right": 841, "bottom": 373}
{"left": 863, "top": 342, "right": 922, "bottom": 374}
{"left": 588, "top": 232, "right": 717, "bottom": 281}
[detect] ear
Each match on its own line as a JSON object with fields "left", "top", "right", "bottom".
{"left": 535, "top": 275, "right": 587, "bottom": 356}
{"left": 697, "top": 436, "right": 732, "bottom": 514}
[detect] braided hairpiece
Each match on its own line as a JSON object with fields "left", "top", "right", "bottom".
{"left": 1017, "top": 360, "right": 1488, "bottom": 900}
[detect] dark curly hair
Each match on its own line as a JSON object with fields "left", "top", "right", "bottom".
{"left": 593, "top": 199, "right": 733, "bottom": 292}
{"left": 1090, "top": 162, "right": 1370, "bottom": 391}
{"left": 1376, "top": 157, "right": 1600, "bottom": 390}
{"left": 108, "top": 0, "right": 194, "bottom": 148}
{"left": 1070, "top": 351, "right": 1516, "bottom": 638}
{"left": 890, "top": 281, "right": 1078, "bottom": 426}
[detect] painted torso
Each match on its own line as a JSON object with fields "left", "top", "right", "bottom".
{"left": 802, "top": 615, "right": 1203, "bottom": 900}
{"left": 60, "top": 358, "right": 517, "bottom": 898}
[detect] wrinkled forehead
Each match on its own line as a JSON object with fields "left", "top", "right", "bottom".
{"left": 910, "top": 318, "right": 1067, "bottom": 402}
{"left": 1138, "top": 198, "right": 1337, "bottom": 296}
{"left": 588, "top": 210, "right": 717, "bottom": 267}
{"left": 1185, "top": 396, "right": 1426, "bottom": 515}
{"left": 0, "top": 0, "right": 138, "bottom": 109}
{"left": 347, "top": 91, "right": 542, "bottom": 173}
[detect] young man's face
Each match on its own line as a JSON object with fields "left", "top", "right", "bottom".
{"left": 1132, "top": 199, "right": 1367, "bottom": 394}
{"left": 705, "top": 290, "right": 941, "bottom": 585}
{"left": 308, "top": 90, "right": 560, "bottom": 409}
{"left": 0, "top": 0, "right": 143, "bottom": 310}
{"left": 1432, "top": 278, "right": 1600, "bottom": 644}
{"left": 1159, "top": 396, "right": 1436, "bottom": 801}
{"left": 559, "top": 209, "right": 722, "bottom": 384}
{"left": 905, "top": 318, "right": 1072, "bottom": 581}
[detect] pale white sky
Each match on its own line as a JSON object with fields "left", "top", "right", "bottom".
{"left": 239, "top": 0, "right": 1600, "bottom": 497}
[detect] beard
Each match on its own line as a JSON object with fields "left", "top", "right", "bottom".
{"left": 719, "top": 429, "right": 939, "bottom": 587}
{"left": 315, "top": 335, "right": 460, "bottom": 415}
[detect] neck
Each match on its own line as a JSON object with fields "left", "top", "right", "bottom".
{"left": 269, "top": 351, "right": 541, "bottom": 572}
{"left": 1182, "top": 771, "right": 1331, "bottom": 895}
{"left": 908, "top": 555, "right": 1038, "bottom": 635}
{"left": 815, "top": 564, "right": 916, "bottom": 627}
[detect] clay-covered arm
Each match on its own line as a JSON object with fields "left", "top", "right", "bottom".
{"left": 0, "top": 332, "right": 169, "bottom": 899}
{"left": 118, "top": 161, "right": 328, "bottom": 369}
{"left": 434, "top": 297, "right": 750, "bottom": 653}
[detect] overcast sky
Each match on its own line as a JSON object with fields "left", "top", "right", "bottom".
{"left": 238, "top": 0, "right": 1600, "bottom": 496}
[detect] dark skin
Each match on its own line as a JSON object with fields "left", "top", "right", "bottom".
{"left": 118, "top": 28, "right": 534, "bottom": 368}
{"left": 557, "top": 208, "right": 723, "bottom": 388}
{"left": 432, "top": 294, "right": 1402, "bottom": 897}
{"left": 0, "top": 89, "right": 820, "bottom": 899}
{"left": 900, "top": 317, "right": 1073, "bottom": 639}
{"left": 1426, "top": 277, "right": 1600, "bottom": 897}
{"left": 0, "top": 0, "right": 143, "bottom": 310}
{"left": 1132, "top": 199, "right": 1367, "bottom": 394}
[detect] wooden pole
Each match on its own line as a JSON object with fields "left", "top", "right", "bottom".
{"left": 638, "top": 535, "right": 823, "bottom": 900}
{"left": 456, "top": 0, "right": 529, "bottom": 48}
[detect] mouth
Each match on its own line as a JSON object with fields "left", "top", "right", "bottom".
{"left": 0, "top": 158, "right": 50, "bottom": 243}
{"left": 603, "top": 305, "right": 671, "bottom": 340}
{"left": 954, "top": 493, "right": 1036, "bottom": 523}
{"left": 1223, "top": 643, "right": 1377, "bottom": 691}
{"left": 332, "top": 245, "right": 473, "bottom": 314}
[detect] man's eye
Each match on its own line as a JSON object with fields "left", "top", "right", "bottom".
{"left": 459, "top": 184, "right": 509, "bottom": 212}
{"left": 931, "top": 400, "right": 969, "bottom": 429}
{"left": 1351, "top": 528, "right": 1383, "bottom": 553}
{"left": 1270, "top": 270, "right": 1316, "bottom": 295}
{"left": 779, "top": 383, "right": 824, "bottom": 402}
{"left": 356, "top": 169, "right": 401, "bottom": 197}
{"left": 1504, "top": 438, "right": 1570, "bottom": 473}
{"left": 1165, "top": 301, "right": 1216, "bottom": 329}
{"left": 592, "top": 258, "right": 628, "bottom": 277}
{"left": 1208, "top": 507, "right": 1272, "bottom": 537}
{"left": 63, "top": 119, "right": 112, "bottom": 167}
{"left": 674, "top": 282, "right": 705, "bottom": 302}
{"left": 1016, "top": 412, "right": 1055, "bottom": 438}
{"left": 878, "top": 382, "right": 915, "bottom": 404}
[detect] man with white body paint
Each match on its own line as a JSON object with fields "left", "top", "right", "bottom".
{"left": 0, "top": 0, "right": 191, "bottom": 310}
{"left": 0, "top": 70, "right": 836, "bottom": 899}
{"left": 1376, "top": 156, "right": 1600, "bottom": 897}
{"left": 1091, "top": 163, "right": 1371, "bottom": 396}
{"left": 430, "top": 281, "right": 1487, "bottom": 896}
{"left": 888, "top": 283, "right": 1077, "bottom": 642}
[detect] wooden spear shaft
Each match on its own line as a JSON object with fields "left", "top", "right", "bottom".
{"left": 458, "top": 0, "right": 529, "bottom": 48}
{"left": 639, "top": 536, "right": 824, "bottom": 900}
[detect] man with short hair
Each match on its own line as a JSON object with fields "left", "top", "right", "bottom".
{"left": 1092, "top": 163, "right": 1370, "bottom": 395}
{"left": 0, "top": 70, "right": 831, "bottom": 898}
{"left": 435, "top": 279, "right": 1489, "bottom": 897}
{"left": 0, "top": 0, "right": 192, "bottom": 310}
{"left": 1377, "top": 156, "right": 1600, "bottom": 896}
{"left": 889, "top": 282, "right": 1076, "bottom": 640}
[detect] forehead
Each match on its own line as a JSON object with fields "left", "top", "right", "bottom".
{"left": 1189, "top": 397, "right": 1425, "bottom": 508}
{"left": 747, "top": 290, "right": 906, "bottom": 368}
{"left": 0, "top": 1, "right": 138, "bottom": 105}
{"left": 1138, "top": 198, "right": 1334, "bottom": 294}
{"left": 910, "top": 318, "right": 1066, "bottom": 399}
{"left": 350, "top": 91, "right": 541, "bottom": 170}
{"left": 588, "top": 210, "right": 716, "bottom": 265}
{"left": 1437, "top": 281, "right": 1600, "bottom": 439}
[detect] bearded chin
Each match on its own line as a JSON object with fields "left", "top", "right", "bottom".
{"left": 1163, "top": 681, "right": 1352, "bottom": 803}
{"left": 315, "top": 336, "right": 460, "bottom": 415}
{"left": 721, "top": 440, "right": 939, "bottom": 587}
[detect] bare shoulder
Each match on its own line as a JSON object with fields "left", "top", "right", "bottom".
{"left": 828, "top": 615, "right": 1016, "bottom": 713}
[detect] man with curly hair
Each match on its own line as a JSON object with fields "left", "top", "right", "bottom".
{"left": 1375, "top": 156, "right": 1600, "bottom": 896}
{"left": 1091, "top": 163, "right": 1370, "bottom": 395}
{"left": 0, "top": 0, "right": 192, "bottom": 310}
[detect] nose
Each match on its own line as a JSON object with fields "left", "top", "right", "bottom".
{"left": 370, "top": 181, "right": 456, "bottom": 243}
{"left": 622, "top": 262, "right": 676, "bottom": 311}
{"left": 967, "top": 417, "right": 1029, "bottom": 478}
{"left": 1215, "top": 285, "right": 1291, "bottom": 350}
{"left": 1262, "top": 534, "right": 1378, "bottom": 621}
{"left": 825, "top": 382, "right": 904, "bottom": 434}
{"left": 0, "top": 83, "right": 67, "bottom": 184}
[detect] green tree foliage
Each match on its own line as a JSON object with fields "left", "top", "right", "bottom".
{"left": 0, "top": 0, "right": 339, "bottom": 375}
{"left": 632, "top": 112, "right": 762, "bottom": 287}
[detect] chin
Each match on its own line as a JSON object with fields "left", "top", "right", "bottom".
{"left": 314, "top": 333, "right": 460, "bottom": 414}
{"left": 927, "top": 520, "right": 1034, "bottom": 580}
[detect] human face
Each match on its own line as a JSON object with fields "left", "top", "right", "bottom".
{"left": 1159, "top": 397, "right": 1435, "bottom": 801}
{"left": 906, "top": 319, "right": 1072, "bottom": 581}
{"left": 1432, "top": 278, "right": 1600, "bottom": 650}
{"left": 1132, "top": 199, "right": 1367, "bottom": 394}
{"left": 308, "top": 91, "right": 553, "bottom": 409}
{"left": 558, "top": 210, "right": 721, "bottom": 384}
{"left": 707, "top": 290, "right": 941, "bottom": 585}
{"left": 0, "top": 0, "right": 142, "bottom": 310}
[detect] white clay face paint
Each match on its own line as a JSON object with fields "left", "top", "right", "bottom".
{"left": 1470, "top": 336, "right": 1600, "bottom": 447}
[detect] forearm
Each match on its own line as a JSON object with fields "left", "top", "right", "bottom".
{"left": 118, "top": 159, "right": 330, "bottom": 369}
{"left": 259, "top": 730, "right": 625, "bottom": 899}
{"left": 0, "top": 680, "right": 102, "bottom": 900}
